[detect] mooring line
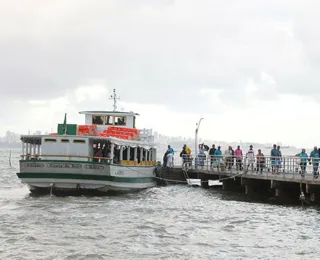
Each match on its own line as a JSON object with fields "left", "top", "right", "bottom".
{"left": 123, "top": 165, "right": 245, "bottom": 184}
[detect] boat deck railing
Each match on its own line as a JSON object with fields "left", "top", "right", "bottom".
{"left": 20, "top": 154, "right": 112, "bottom": 163}
{"left": 19, "top": 154, "right": 157, "bottom": 166}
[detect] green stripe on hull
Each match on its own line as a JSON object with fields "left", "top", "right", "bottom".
{"left": 20, "top": 160, "right": 156, "bottom": 168}
{"left": 17, "top": 173, "right": 155, "bottom": 183}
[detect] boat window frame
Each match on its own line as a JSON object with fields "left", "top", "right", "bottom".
{"left": 61, "top": 139, "right": 70, "bottom": 143}
{"left": 105, "top": 115, "right": 114, "bottom": 126}
{"left": 114, "top": 116, "right": 127, "bottom": 126}
{"left": 92, "top": 115, "right": 104, "bottom": 125}
{"left": 73, "top": 139, "right": 86, "bottom": 144}
{"left": 44, "top": 138, "right": 57, "bottom": 143}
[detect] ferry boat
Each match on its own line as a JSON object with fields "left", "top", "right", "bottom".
{"left": 17, "top": 90, "right": 157, "bottom": 194}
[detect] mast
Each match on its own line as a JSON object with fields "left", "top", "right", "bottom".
{"left": 109, "top": 89, "right": 120, "bottom": 111}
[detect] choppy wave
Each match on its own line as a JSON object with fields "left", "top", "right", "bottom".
{"left": 1, "top": 149, "right": 320, "bottom": 259}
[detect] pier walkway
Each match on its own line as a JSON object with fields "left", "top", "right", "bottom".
{"left": 162, "top": 155, "right": 320, "bottom": 204}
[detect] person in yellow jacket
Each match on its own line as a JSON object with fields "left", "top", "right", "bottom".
{"left": 180, "top": 144, "right": 192, "bottom": 167}
{"left": 185, "top": 145, "right": 191, "bottom": 155}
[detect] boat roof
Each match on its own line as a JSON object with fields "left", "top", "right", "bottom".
{"left": 20, "top": 135, "right": 155, "bottom": 148}
{"left": 79, "top": 111, "right": 139, "bottom": 116}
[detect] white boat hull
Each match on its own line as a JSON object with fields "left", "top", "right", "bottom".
{"left": 17, "top": 160, "right": 156, "bottom": 194}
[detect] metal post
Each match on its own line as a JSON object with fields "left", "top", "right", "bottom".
{"left": 195, "top": 118, "right": 204, "bottom": 169}
{"left": 134, "top": 147, "right": 137, "bottom": 162}
{"left": 110, "top": 143, "right": 114, "bottom": 164}
{"left": 140, "top": 148, "right": 143, "bottom": 162}
{"left": 120, "top": 146, "right": 123, "bottom": 161}
{"left": 127, "top": 146, "right": 130, "bottom": 161}
{"left": 148, "top": 149, "right": 151, "bottom": 161}
{"left": 22, "top": 142, "right": 25, "bottom": 159}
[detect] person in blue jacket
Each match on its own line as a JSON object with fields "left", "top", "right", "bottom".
{"left": 309, "top": 146, "right": 319, "bottom": 178}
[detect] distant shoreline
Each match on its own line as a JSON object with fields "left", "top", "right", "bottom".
{"left": 0, "top": 143, "right": 21, "bottom": 149}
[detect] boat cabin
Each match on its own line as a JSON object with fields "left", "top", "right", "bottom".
{"left": 20, "top": 110, "right": 157, "bottom": 166}
{"left": 79, "top": 111, "right": 138, "bottom": 129}
{"left": 20, "top": 135, "right": 157, "bottom": 166}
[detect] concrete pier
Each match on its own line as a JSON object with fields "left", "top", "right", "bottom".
{"left": 163, "top": 155, "right": 320, "bottom": 205}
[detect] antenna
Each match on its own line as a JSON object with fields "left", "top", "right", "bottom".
{"left": 110, "top": 89, "right": 120, "bottom": 111}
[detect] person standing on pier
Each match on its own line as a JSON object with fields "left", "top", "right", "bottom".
{"left": 167, "top": 145, "right": 174, "bottom": 155}
{"left": 309, "top": 146, "right": 319, "bottom": 179}
{"left": 167, "top": 145, "right": 174, "bottom": 168}
{"left": 198, "top": 144, "right": 206, "bottom": 168}
{"left": 234, "top": 145, "right": 243, "bottom": 171}
{"left": 246, "top": 145, "right": 255, "bottom": 171}
{"left": 180, "top": 144, "right": 192, "bottom": 168}
{"left": 214, "top": 146, "right": 223, "bottom": 170}
{"left": 224, "top": 146, "right": 233, "bottom": 170}
{"left": 296, "top": 149, "right": 308, "bottom": 177}
{"left": 256, "top": 149, "right": 265, "bottom": 173}
{"left": 163, "top": 150, "right": 169, "bottom": 167}
{"left": 209, "top": 144, "right": 216, "bottom": 168}
{"left": 271, "top": 144, "right": 280, "bottom": 174}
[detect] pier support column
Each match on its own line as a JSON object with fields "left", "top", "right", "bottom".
{"left": 271, "top": 180, "right": 282, "bottom": 197}
{"left": 241, "top": 178, "right": 255, "bottom": 195}
{"left": 310, "top": 193, "right": 315, "bottom": 202}
{"left": 200, "top": 175, "right": 209, "bottom": 189}
{"left": 245, "top": 185, "right": 254, "bottom": 195}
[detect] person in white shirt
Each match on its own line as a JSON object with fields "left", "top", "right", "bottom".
{"left": 246, "top": 145, "right": 255, "bottom": 171}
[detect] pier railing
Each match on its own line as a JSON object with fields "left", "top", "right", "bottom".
{"left": 171, "top": 154, "right": 319, "bottom": 180}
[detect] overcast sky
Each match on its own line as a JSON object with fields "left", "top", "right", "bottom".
{"left": 0, "top": 0, "right": 319, "bottom": 148}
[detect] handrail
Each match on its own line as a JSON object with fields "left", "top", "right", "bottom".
{"left": 174, "top": 154, "right": 319, "bottom": 178}
{"left": 178, "top": 154, "right": 311, "bottom": 161}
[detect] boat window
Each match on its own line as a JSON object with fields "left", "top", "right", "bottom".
{"left": 114, "top": 116, "right": 126, "bottom": 126}
{"left": 92, "top": 115, "right": 104, "bottom": 125}
{"left": 105, "top": 115, "right": 113, "bottom": 125}
{"left": 73, "top": 139, "right": 86, "bottom": 144}
{"left": 61, "top": 139, "right": 69, "bottom": 143}
{"left": 44, "top": 138, "right": 56, "bottom": 142}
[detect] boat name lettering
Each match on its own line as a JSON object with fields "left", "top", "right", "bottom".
{"left": 114, "top": 170, "right": 124, "bottom": 175}
{"left": 24, "top": 163, "right": 45, "bottom": 168}
{"left": 47, "top": 163, "right": 82, "bottom": 169}
{"left": 84, "top": 165, "right": 104, "bottom": 170}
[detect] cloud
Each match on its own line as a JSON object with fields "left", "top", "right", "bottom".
{"left": 1, "top": 0, "right": 320, "bottom": 108}
{"left": 1, "top": 0, "right": 320, "bottom": 148}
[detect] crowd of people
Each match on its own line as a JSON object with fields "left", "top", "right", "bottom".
{"left": 162, "top": 144, "right": 320, "bottom": 179}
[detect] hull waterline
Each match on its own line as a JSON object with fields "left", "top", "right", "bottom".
{"left": 18, "top": 160, "right": 156, "bottom": 195}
